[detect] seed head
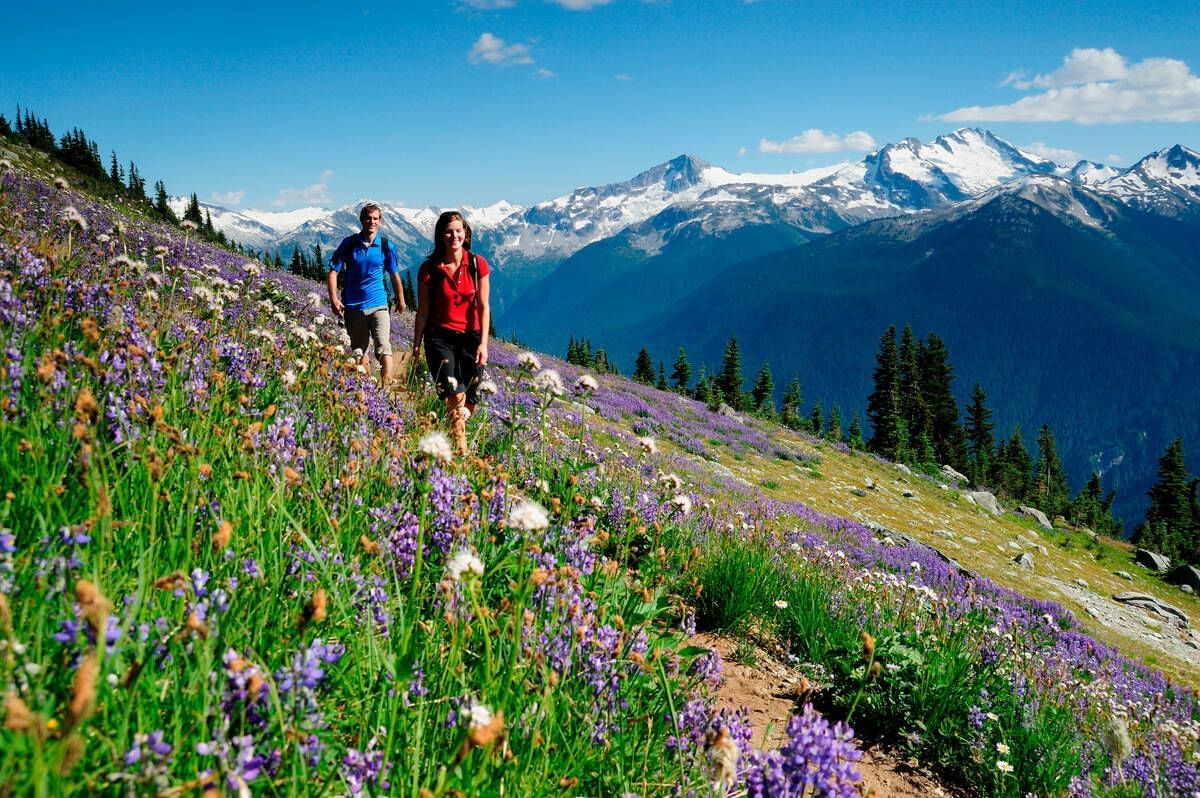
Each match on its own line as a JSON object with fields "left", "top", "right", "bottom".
{"left": 517, "top": 352, "right": 541, "bottom": 371}
{"left": 418, "top": 431, "right": 453, "bottom": 463}
{"left": 507, "top": 501, "right": 549, "bottom": 532}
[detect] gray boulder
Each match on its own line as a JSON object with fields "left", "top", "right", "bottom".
{"left": 940, "top": 464, "right": 968, "bottom": 484}
{"left": 1112, "top": 592, "right": 1189, "bottom": 628}
{"left": 717, "top": 403, "right": 743, "bottom": 422}
{"left": 1114, "top": 570, "right": 1133, "bottom": 581}
{"left": 895, "top": 463, "right": 913, "bottom": 476}
{"left": 967, "top": 491, "right": 1002, "bottom": 515}
{"left": 1016, "top": 505, "right": 1053, "bottom": 530}
{"left": 1135, "top": 549, "right": 1171, "bottom": 573}
{"left": 1012, "top": 552, "right": 1034, "bottom": 570}
{"left": 1183, "top": 585, "right": 1195, "bottom": 595}
{"left": 1167, "top": 565, "right": 1200, "bottom": 592}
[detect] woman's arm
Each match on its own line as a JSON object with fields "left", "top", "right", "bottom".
{"left": 475, "top": 273, "right": 490, "bottom": 367}
{"left": 412, "top": 278, "right": 431, "bottom": 355}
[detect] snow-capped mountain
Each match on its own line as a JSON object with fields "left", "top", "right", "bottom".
{"left": 165, "top": 198, "right": 282, "bottom": 249}
{"left": 1095, "top": 145, "right": 1200, "bottom": 219}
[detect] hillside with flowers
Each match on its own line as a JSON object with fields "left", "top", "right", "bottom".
{"left": 1, "top": 141, "right": 1199, "bottom": 797}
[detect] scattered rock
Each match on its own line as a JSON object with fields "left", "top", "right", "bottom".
{"left": 940, "top": 464, "right": 968, "bottom": 483}
{"left": 962, "top": 536, "right": 979, "bottom": 546}
{"left": 851, "top": 488, "right": 867, "bottom": 497}
{"left": 1036, "top": 545, "right": 1049, "bottom": 557}
{"left": 1167, "top": 565, "right": 1200, "bottom": 592}
{"left": 902, "top": 490, "right": 915, "bottom": 498}
{"left": 932, "top": 528, "right": 955, "bottom": 540}
{"left": 1111, "top": 592, "right": 1189, "bottom": 628}
{"left": 1018, "top": 535, "right": 1040, "bottom": 547}
{"left": 1087, "top": 530, "right": 1099, "bottom": 543}
{"left": 1007, "top": 541, "right": 1022, "bottom": 551}
{"left": 1134, "top": 549, "right": 1171, "bottom": 573}
{"left": 966, "top": 491, "right": 1001, "bottom": 515}
{"left": 963, "top": 493, "right": 976, "bottom": 506}
{"left": 865, "top": 478, "right": 876, "bottom": 490}
{"left": 1074, "top": 578, "right": 1089, "bottom": 589}
{"left": 717, "top": 403, "right": 743, "bottom": 422}
{"left": 1115, "top": 570, "right": 1133, "bottom": 581}
{"left": 895, "top": 463, "right": 912, "bottom": 476}
{"left": 1183, "top": 585, "right": 1195, "bottom": 595}
{"left": 1013, "top": 553, "right": 1034, "bottom": 570}
{"left": 1015, "top": 505, "right": 1053, "bottom": 530}
{"left": 1053, "top": 515, "right": 1070, "bottom": 529}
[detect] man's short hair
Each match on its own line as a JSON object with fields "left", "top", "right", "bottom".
{"left": 359, "top": 203, "right": 383, "bottom": 224}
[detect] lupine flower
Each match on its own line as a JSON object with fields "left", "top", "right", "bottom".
{"left": 507, "top": 501, "right": 550, "bottom": 532}
{"left": 417, "top": 432, "right": 453, "bottom": 463}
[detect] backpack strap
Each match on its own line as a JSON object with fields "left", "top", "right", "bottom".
{"left": 380, "top": 236, "right": 396, "bottom": 306}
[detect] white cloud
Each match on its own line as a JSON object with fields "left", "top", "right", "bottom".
{"left": 1022, "top": 142, "right": 1083, "bottom": 164}
{"left": 940, "top": 48, "right": 1200, "bottom": 124}
{"left": 547, "top": 0, "right": 611, "bottom": 9}
{"left": 273, "top": 171, "right": 333, "bottom": 207}
{"left": 468, "top": 32, "right": 534, "bottom": 66}
{"left": 1106, "top": 153, "right": 1125, "bottom": 165}
{"left": 533, "top": 67, "right": 557, "bottom": 79}
{"left": 460, "top": 0, "right": 516, "bottom": 8}
{"left": 210, "top": 190, "right": 244, "bottom": 206}
{"left": 614, "top": 72, "right": 633, "bottom": 81}
{"left": 759, "top": 129, "right": 876, "bottom": 154}
{"left": 737, "top": 146, "right": 748, "bottom": 157}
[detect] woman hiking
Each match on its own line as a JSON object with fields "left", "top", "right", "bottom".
{"left": 411, "top": 210, "right": 491, "bottom": 456}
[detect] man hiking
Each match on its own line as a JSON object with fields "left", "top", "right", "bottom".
{"left": 327, "top": 202, "right": 406, "bottom": 386}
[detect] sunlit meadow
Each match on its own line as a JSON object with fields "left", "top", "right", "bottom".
{"left": 0, "top": 154, "right": 1197, "bottom": 797}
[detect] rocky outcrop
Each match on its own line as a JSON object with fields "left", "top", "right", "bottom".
{"left": 966, "top": 491, "right": 1001, "bottom": 515}
{"left": 1112, "top": 592, "right": 1189, "bottom": 628}
{"left": 1167, "top": 565, "right": 1200, "bottom": 592}
{"left": 1135, "top": 549, "right": 1171, "bottom": 573}
{"left": 1016, "top": 505, "right": 1053, "bottom": 530}
{"left": 1012, "top": 552, "right": 1034, "bottom": 570}
{"left": 940, "top": 464, "right": 968, "bottom": 484}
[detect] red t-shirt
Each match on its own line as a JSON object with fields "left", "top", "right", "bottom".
{"left": 418, "top": 251, "right": 490, "bottom": 333}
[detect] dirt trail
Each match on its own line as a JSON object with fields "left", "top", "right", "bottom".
{"left": 694, "top": 633, "right": 954, "bottom": 797}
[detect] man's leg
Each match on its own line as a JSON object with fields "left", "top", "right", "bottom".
{"left": 379, "top": 354, "right": 394, "bottom": 386}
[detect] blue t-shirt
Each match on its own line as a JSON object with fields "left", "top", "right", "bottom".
{"left": 329, "top": 234, "right": 400, "bottom": 310}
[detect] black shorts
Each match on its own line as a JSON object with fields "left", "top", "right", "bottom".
{"left": 424, "top": 326, "right": 484, "bottom": 402}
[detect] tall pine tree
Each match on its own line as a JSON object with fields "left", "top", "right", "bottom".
{"left": 633, "top": 348, "right": 655, "bottom": 384}
{"left": 717, "top": 336, "right": 744, "bottom": 411}
{"left": 866, "top": 326, "right": 902, "bottom": 459}
{"left": 671, "top": 348, "right": 692, "bottom": 394}
{"left": 964, "top": 383, "right": 995, "bottom": 487}
{"left": 1033, "top": 424, "right": 1070, "bottom": 516}
{"left": 751, "top": 361, "right": 775, "bottom": 416}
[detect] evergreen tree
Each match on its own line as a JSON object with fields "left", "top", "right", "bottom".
{"left": 919, "top": 333, "right": 966, "bottom": 467}
{"left": 898, "top": 325, "right": 931, "bottom": 466}
{"left": 594, "top": 349, "right": 612, "bottom": 374}
{"left": 274, "top": 251, "right": 284, "bottom": 271}
{"left": 656, "top": 362, "right": 668, "bottom": 391}
{"left": 694, "top": 365, "right": 711, "bottom": 405}
{"left": 706, "top": 377, "right": 723, "bottom": 413}
{"left": 313, "top": 243, "right": 325, "bottom": 274}
{"left": 780, "top": 376, "right": 802, "bottom": 430}
{"left": 109, "top": 150, "right": 122, "bottom": 185}
{"left": 996, "top": 426, "right": 1032, "bottom": 501}
{"left": 578, "top": 338, "right": 593, "bottom": 368}
{"left": 866, "top": 325, "right": 902, "bottom": 459}
{"left": 1070, "top": 472, "right": 1120, "bottom": 538}
{"left": 808, "top": 401, "right": 823, "bottom": 437}
{"left": 153, "top": 181, "right": 178, "bottom": 223}
{"left": 750, "top": 361, "right": 775, "bottom": 416}
{"left": 827, "top": 404, "right": 843, "bottom": 442}
{"left": 289, "top": 248, "right": 304, "bottom": 276}
{"left": 633, "top": 348, "right": 655, "bottom": 384}
{"left": 1033, "top": 424, "right": 1070, "bottom": 516}
{"left": 848, "top": 412, "right": 865, "bottom": 450}
{"left": 1133, "top": 439, "right": 1194, "bottom": 559}
{"left": 0, "top": 113, "right": 10, "bottom": 137}
{"left": 566, "top": 336, "right": 579, "bottom": 365}
{"left": 184, "top": 193, "right": 204, "bottom": 225}
{"left": 204, "top": 209, "right": 215, "bottom": 235}
{"left": 402, "top": 272, "right": 416, "bottom": 309}
{"left": 964, "top": 383, "right": 995, "bottom": 487}
{"left": 671, "top": 348, "right": 692, "bottom": 394}
{"left": 717, "top": 336, "right": 744, "bottom": 411}
{"left": 127, "top": 162, "right": 147, "bottom": 203}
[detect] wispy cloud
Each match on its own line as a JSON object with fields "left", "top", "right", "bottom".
{"left": 468, "top": 32, "right": 534, "bottom": 66}
{"left": 210, "top": 190, "right": 244, "bottom": 206}
{"left": 938, "top": 48, "right": 1200, "bottom": 123}
{"left": 759, "top": 129, "right": 875, "bottom": 154}
{"left": 533, "top": 67, "right": 557, "bottom": 79}
{"left": 273, "top": 171, "right": 333, "bottom": 207}
{"left": 547, "top": 0, "right": 612, "bottom": 9}
{"left": 1022, "top": 142, "right": 1084, "bottom": 164}
{"left": 459, "top": 0, "right": 516, "bottom": 8}
{"left": 614, "top": 72, "right": 633, "bottom": 81}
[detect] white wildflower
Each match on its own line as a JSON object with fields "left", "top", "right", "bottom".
{"left": 181, "top": 219, "right": 199, "bottom": 231}
{"left": 466, "top": 702, "right": 493, "bottom": 731}
{"left": 670, "top": 494, "right": 693, "bottom": 516}
{"left": 313, "top": 314, "right": 328, "bottom": 325}
{"left": 774, "top": 600, "right": 789, "bottom": 609}
{"left": 60, "top": 206, "right": 88, "bottom": 231}
{"left": 307, "top": 291, "right": 322, "bottom": 307}
{"left": 636, "top": 436, "right": 657, "bottom": 455}
{"left": 445, "top": 550, "right": 484, "bottom": 583}
{"left": 243, "top": 262, "right": 262, "bottom": 276}
{"left": 295, "top": 358, "right": 308, "bottom": 372}
{"left": 507, "top": 501, "right": 549, "bottom": 532}
{"left": 1103, "top": 715, "right": 1133, "bottom": 763}
{"left": 532, "top": 368, "right": 565, "bottom": 396}
{"left": 446, "top": 376, "right": 458, "bottom": 390}
{"left": 517, "top": 351, "right": 541, "bottom": 371}
{"left": 996, "top": 760, "right": 1013, "bottom": 773}
{"left": 54, "top": 176, "right": 70, "bottom": 190}
{"left": 97, "top": 233, "right": 111, "bottom": 244}
{"left": 477, "top": 379, "right": 499, "bottom": 397}
{"left": 144, "top": 289, "right": 159, "bottom": 303}
{"left": 351, "top": 350, "right": 364, "bottom": 362}
{"left": 417, "top": 431, "right": 453, "bottom": 463}
{"left": 589, "top": 496, "right": 604, "bottom": 511}
{"left": 154, "top": 244, "right": 169, "bottom": 256}
{"left": 0, "top": 158, "right": 13, "bottom": 171}
{"left": 707, "top": 729, "right": 739, "bottom": 794}
{"left": 282, "top": 370, "right": 297, "bottom": 387}
{"left": 574, "top": 374, "right": 599, "bottom": 393}
{"left": 909, "top": 561, "right": 921, "bottom": 573}
{"left": 658, "top": 472, "right": 683, "bottom": 493}
{"left": 995, "top": 742, "right": 1010, "bottom": 754}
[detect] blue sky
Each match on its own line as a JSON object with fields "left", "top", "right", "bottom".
{"left": 2, "top": 0, "right": 1196, "bottom": 210}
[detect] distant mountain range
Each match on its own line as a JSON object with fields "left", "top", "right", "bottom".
{"left": 185, "top": 130, "right": 1200, "bottom": 525}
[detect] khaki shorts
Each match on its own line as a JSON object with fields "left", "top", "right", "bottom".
{"left": 344, "top": 305, "right": 392, "bottom": 358}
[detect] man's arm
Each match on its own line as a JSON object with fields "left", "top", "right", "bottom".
{"left": 327, "top": 268, "right": 344, "bottom": 317}
{"left": 389, "top": 272, "right": 405, "bottom": 313}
